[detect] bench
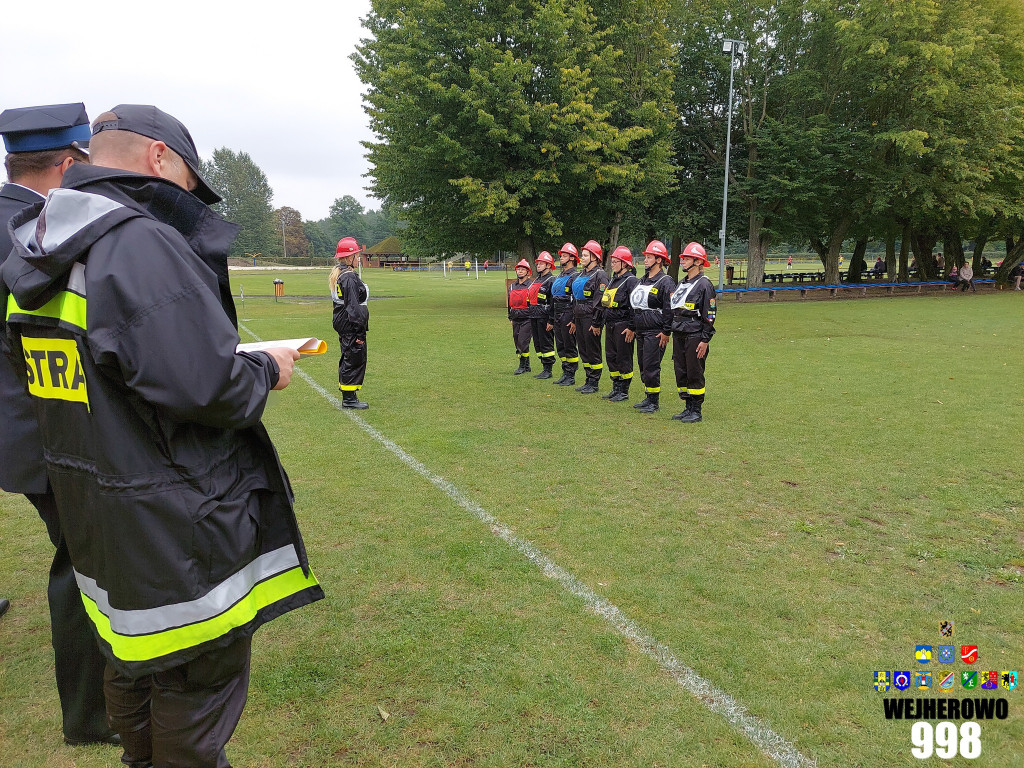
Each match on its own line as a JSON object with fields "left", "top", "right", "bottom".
{"left": 724, "top": 280, "right": 995, "bottom": 300}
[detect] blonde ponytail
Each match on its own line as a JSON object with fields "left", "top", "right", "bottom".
{"left": 328, "top": 265, "right": 343, "bottom": 297}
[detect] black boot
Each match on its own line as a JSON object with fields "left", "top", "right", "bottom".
{"left": 534, "top": 359, "right": 554, "bottom": 379}
{"left": 636, "top": 392, "right": 659, "bottom": 413}
{"left": 678, "top": 401, "right": 702, "bottom": 422}
{"left": 633, "top": 392, "right": 652, "bottom": 409}
{"left": 602, "top": 378, "right": 619, "bottom": 399}
{"left": 556, "top": 366, "right": 577, "bottom": 386}
{"left": 671, "top": 397, "right": 690, "bottom": 420}
{"left": 579, "top": 372, "right": 599, "bottom": 394}
{"left": 513, "top": 356, "right": 530, "bottom": 375}
{"left": 608, "top": 377, "right": 630, "bottom": 402}
{"left": 342, "top": 390, "right": 369, "bottom": 409}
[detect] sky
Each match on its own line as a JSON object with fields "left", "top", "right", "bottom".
{"left": 2, "top": 0, "right": 377, "bottom": 221}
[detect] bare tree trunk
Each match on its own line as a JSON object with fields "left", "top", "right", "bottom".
{"left": 608, "top": 211, "right": 622, "bottom": 253}
{"left": 942, "top": 228, "right": 965, "bottom": 275}
{"left": 911, "top": 231, "right": 939, "bottom": 280}
{"left": 994, "top": 236, "right": 1024, "bottom": 284}
{"left": 885, "top": 228, "right": 897, "bottom": 279}
{"left": 971, "top": 217, "right": 993, "bottom": 273}
{"left": 810, "top": 238, "right": 827, "bottom": 269}
{"left": 847, "top": 237, "right": 868, "bottom": 282}
{"left": 898, "top": 223, "right": 911, "bottom": 282}
{"left": 669, "top": 234, "right": 681, "bottom": 282}
{"left": 746, "top": 202, "right": 770, "bottom": 288}
{"left": 517, "top": 234, "right": 536, "bottom": 267}
{"left": 823, "top": 214, "right": 854, "bottom": 284}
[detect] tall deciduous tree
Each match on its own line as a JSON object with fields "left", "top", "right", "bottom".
{"left": 275, "top": 206, "right": 309, "bottom": 259}
{"left": 355, "top": 0, "right": 667, "bottom": 261}
{"left": 201, "top": 148, "right": 278, "bottom": 258}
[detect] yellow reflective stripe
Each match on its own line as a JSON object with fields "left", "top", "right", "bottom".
{"left": 678, "top": 387, "right": 689, "bottom": 394}
{"left": 621, "top": 372, "right": 633, "bottom": 380}
{"left": 21, "top": 336, "right": 90, "bottom": 409}
{"left": 609, "top": 372, "right": 620, "bottom": 379}
{"left": 81, "top": 566, "right": 319, "bottom": 662}
{"left": 339, "top": 384, "right": 362, "bottom": 391}
{"left": 538, "top": 352, "right": 556, "bottom": 358}
{"left": 565, "top": 356, "right": 580, "bottom": 363}
{"left": 646, "top": 386, "right": 661, "bottom": 393}
{"left": 7, "top": 290, "right": 87, "bottom": 333}
{"left": 688, "top": 387, "right": 706, "bottom": 395}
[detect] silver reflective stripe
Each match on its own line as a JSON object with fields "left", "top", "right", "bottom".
{"left": 67, "top": 262, "right": 87, "bottom": 296}
{"left": 74, "top": 545, "right": 301, "bottom": 636}
{"left": 670, "top": 275, "right": 711, "bottom": 311}
{"left": 14, "top": 217, "right": 39, "bottom": 250}
{"left": 40, "top": 188, "right": 124, "bottom": 252}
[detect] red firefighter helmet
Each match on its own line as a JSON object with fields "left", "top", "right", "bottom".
{"left": 535, "top": 251, "right": 555, "bottom": 267}
{"left": 609, "top": 245, "right": 633, "bottom": 267}
{"left": 582, "top": 239, "right": 603, "bottom": 259}
{"left": 680, "top": 241, "right": 709, "bottom": 267}
{"left": 643, "top": 240, "right": 670, "bottom": 262}
{"left": 558, "top": 242, "right": 579, "bottom": 260}
{"left": 515, "top": 258, "right": 532, "bottom": 272}
{"left": 335, "top": 237, "right": 361, "bottom": 258}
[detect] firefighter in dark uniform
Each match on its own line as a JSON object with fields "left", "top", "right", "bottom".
{"left": 529, "top": 251, "right": 557, "bottom": 378}
{"left": 330, "top": 237, "right": 371, "bottom": 408}
{"left": 0, "top": 103, "right": 117, "bottom": 747}
{"left": 571, "top": 239, "right": 608, "bottom": 394}
{"left": 669, "top": 242, "right": 717, "bottom": 422}
{"left": 600, "top": 245, "right": 639, "bottom": 402}
{"left": 630, "top": 240, "right": 676, "bottom": 414}
{"left": 549, "top": 243, "right": 580, "bottom": 386}
{"left": 508, "top": 259, "right": 534, "bottom": 374}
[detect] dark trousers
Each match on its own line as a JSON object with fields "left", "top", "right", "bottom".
{"left": 26, "top": 491, "right": 110, "bottom": 742}
{"left": 512, "top": 319, "right": 532, "bottom": 359}
{"left": 672, "top": 332, "right": 708, "bottom": 406}
{"left": 637, "top": 331, "right": 668, "bottom": 393}
{"left": 105, "top": 635, "right": 252, "bottom": 768}
{"left": 530, "top": 317, "right": 555, "bottom": 362}
{"left": 575, "top": 314, "right": 603, "bottom": 379}
{"left": 553, "top": 306, "right": 579, "bottom": 373}
{"left": 604, "top": 321, "right": 634, "bottom": 382}
{"left": 337, "top": 332, "right": 367, "bottom": 391}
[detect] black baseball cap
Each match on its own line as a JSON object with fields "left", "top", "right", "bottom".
{"left": 91, "top": 104, "right": 220, "bottom": 204}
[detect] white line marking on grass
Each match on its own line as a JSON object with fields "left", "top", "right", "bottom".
{"left": 241, "top": 325, "right": 816, "bottom": 768}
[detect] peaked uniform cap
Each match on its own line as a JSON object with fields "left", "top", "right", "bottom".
{"left": 0, "top": 103, "right": 91, "bottom": 153}
{"left": 91, "top": 104, "right": 220, "bottom": 205}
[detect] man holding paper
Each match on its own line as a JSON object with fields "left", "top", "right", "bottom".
{"left": 1, "top": 104, "right": 323, "bottom": 767}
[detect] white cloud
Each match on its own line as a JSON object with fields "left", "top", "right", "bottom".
{"left": 1, "top": 0, "right": 377, "bottom": 219}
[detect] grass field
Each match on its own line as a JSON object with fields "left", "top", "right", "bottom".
{"left": 1, "top": 268, "right": 1022, "bottom": 767}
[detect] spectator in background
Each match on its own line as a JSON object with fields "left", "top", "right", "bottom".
{"left": 981, "top": 256, "right": 993, "bottom": 275}
{"left": 935, "top": 252, "right": 944, "bottom": 273}
{"left": 958, "top": 261, "right": 976, "bottom": 292}
{"left": 872, "top": 257, "right": 885, "bottom": 275}
{"left": 787, "top": 255, "right": 793, "bottom": 270}
{"left": 946, "top": 264, "right": 960, "bottom": 290}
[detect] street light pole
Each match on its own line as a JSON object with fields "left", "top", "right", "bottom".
{"left": 281, "top": 215, "right": 287, "bottom": 259}
{"left": 718, "top": 38, "right": 745, "bottom": 291}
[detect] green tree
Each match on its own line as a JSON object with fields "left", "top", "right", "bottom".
{"left": 276, "top": 206, "right": 309, "bottom": 260}
{"left": 355, "top": 0, "right": 663, "bottom": 261}
{"left": 201, "top": 148, "right": 278, "bottom": 258}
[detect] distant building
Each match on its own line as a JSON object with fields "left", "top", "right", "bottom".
{"left": 364, "top": 236, "right": 405, "bottom": 267}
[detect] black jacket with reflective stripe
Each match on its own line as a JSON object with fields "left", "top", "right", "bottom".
{"left": 669, "top": 273, "right": 717, "bottom": 342}
{"left": 529, "top": 272, "right": 555, "bottom": 319}
{"left": 630, "top": 270, "right": 676, "bottom": 333}
{"left": 0, "top": 164, "right": 324, "bottom": 677}
{"left": 599, "top": 271, "right": 638, "bottom": 327}
{"left": 332, "top": 268, "right": 369, "bottom": 333}
{"left": 0, "top": 182, "right": 47, "bottom": 493}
